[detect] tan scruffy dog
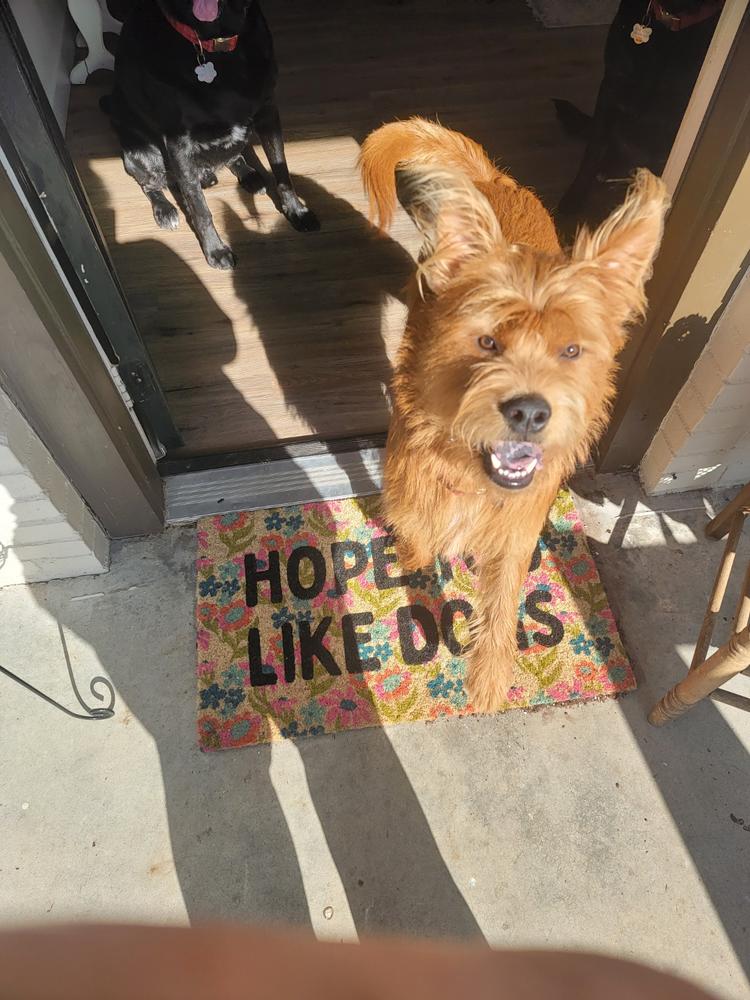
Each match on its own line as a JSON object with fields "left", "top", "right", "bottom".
{"left": 360, "top": 118, "right": 669, "bottom": 713}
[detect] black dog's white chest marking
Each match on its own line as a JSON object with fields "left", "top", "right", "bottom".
{"left": 195, "top": 124, "right": 248, "bottom": 155}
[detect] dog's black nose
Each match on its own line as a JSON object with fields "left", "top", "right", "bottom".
{"left": 500, "top": 394, "right": 551, "bottom": 436}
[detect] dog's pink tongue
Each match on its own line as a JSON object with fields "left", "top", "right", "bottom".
{"left": 193, "top": 0, "right": 219, "bottom": 22}
{"left": 499, "top": 441, "right": 543, "bottom": 472}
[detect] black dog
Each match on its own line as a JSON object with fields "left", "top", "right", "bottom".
{"left": 554, "top": 0, "right": 723, "bottom": 227}
{"left": 105, "top": 0, "right": 318, "bottom": 269}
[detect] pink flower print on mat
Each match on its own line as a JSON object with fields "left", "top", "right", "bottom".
{"left": 373, "top": 667, "right": 412, "bottom": 701}
{"left": 215, "top": 512, "right": 249, "bottom": 532}
{"left": 197, "top": 602, "right": 217, "bottom": 626}
{"left": 318, "top": 686, "right": 377, "bottom": 729}
{"left": 220, "top": 712, "right": 262, "bottom": 748}
{"left": 575, "top": 659, "right": 598, "bottom": 682}
{"left": 565, "top": 555, "right": 598, "bottom": 584}
{"left": 217, "top": 601, "right": 251, "bottom": 632}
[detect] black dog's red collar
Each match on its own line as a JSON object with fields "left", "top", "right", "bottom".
{"left": 159, "top": 4, "right": 239, "bottom": 52}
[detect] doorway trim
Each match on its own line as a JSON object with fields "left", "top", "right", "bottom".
{"left": 0, "top": 157, "right": 163, "bottom": 537}
{"left": 163, "top": 437, "right": 385, "bottom": 523}
{"left": 598, "top": 7, "right": 750, "bottom": 471}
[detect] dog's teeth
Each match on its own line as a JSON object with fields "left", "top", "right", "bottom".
{"left": 490, "top": 453, "right": 501, "bottom": 469}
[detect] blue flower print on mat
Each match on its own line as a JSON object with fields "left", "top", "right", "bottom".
{"left": 219, "top": 687, "right": 245, "bottom": 718}
{"left": 295, "top": 610, "right": 314, "bottom": 624}
{"left": 446, "top": 657, "right": 464, "bottom": 679}
{"left": 427, "top": 672, "right": 457, "bottom": 700}
{"left": 281, "top": 719, "right": 324, "bottom": 739}
{"left": 429, "top": 670, "right": 467, "bottom": 708}
{"left": 221, "top": 664, "right": 247, "bottom": 688}
{"left": 586, "top": 616, "right": 609, "bottom": 638}
{"left": 531, "top": 690, "right": 555, "bottom": 707}
{"left": 372, "top": 641, "right": 392, "bottom": 661}
{"left": 594, "top": 636, "right": 614, "bottom": 662}
{"left": 283, "top": 514, "right": 303, "bottom": 535}
{"left": 369, "top": 621, "right": 391, "bottom": 645}
{"left": 200, "top": 683, "right": 225, "bottom": 710}
{"left": 199, "top": 575, "right": 221, "bottom": 598}
{"left": 559, "top": 534, "right": 576, "bottom": 554}
{"left": 218, "top": 562, "right": 238, "bottom": 581}
{"left": 272, "top": 607, "right": 293, "bottom": 628}
{"left": 217, "top": 577, "right": 241, "bottom": 607}
{"left": 353, "top": 524, "right": 372, "bottom": 546}
{"left": 450, "top": 679, "right": 467, "bottom": 709}
{"left": 219, "top": 513, "right": 243, "bottom": 528}
{"left": 300, "top": 700, "right": 325, "bottom": 729}
{"left": 540, "top": 530, "right": 557, "bottom": 552}
{"left": 363, "top": 641, "right": 393, "bottom": 664}
{"left": 607, "top": 664, "right": 629, "bottom": 685}
{"left": 264, "top": 512, "right": 283, "bottom": 531}
{"left": 570, "top": 634, "right": 594, "bottom": 656}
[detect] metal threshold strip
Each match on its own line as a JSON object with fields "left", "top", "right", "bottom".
{"left": 162, "top": 436, "right": 386, "bottom": 524}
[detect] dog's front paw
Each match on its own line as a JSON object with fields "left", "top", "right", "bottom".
{"left": 467, "top": 649, "right": 515, "bottom": 714}
{"left": 287, "top": 205, "right": 320, "bottom": 233}
{"left": 153, "top": 202, "right": 180, "bottom": 231}
{"left": 206, "top": 244, "right": 237, "bottom": 270}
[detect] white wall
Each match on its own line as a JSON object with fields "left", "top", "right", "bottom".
{"left": 9, "top": 0, "right": 76, "bottom": 130}
{"left": 0, "top": 388, "right": 109, "bottom": 586}
{"left": 641, "top": 269, "right": 750, "bottom": 495}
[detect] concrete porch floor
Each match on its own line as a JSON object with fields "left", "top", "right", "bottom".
{"left": 1, "top": 472, "right": 748, "bottom": 999}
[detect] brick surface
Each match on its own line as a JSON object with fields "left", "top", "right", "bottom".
{"left": 0, "top": 388, "right": 110, "bottom": 587}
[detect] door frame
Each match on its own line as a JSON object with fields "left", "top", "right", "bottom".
{"left": 0, "top": 1, "right": 182, "bottom": 457}
{"left": 0, "top": 161, "right": 164, "bottom": 536}
{"left": 598, "top": 4, "right": 750, "bottom": 471}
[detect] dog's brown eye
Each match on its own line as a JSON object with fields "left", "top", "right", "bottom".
{"left": 478, "top": 335, "right": 497, "bottom": 351}
{"left": 561, "top": 344, "right": 581, "bottom": 359}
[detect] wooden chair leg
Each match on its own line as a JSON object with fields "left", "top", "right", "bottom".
{"left": 732, "top": 554, "right": 750, "bottom": 634}
{"left": 690, "top": 511, "right": 745, "bottom": 670}
{"left": 649, "top": 624, "right": 750, "bottom": 726}
{"left": 705, "top": 482, "right": 750, "bottom": 539}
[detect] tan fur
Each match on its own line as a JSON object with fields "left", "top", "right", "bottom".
{"left": 360, "top": 118, "right": 669, "bottom": 712}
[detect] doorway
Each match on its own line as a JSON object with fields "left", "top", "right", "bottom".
{"left": 1, "top": 0, "right": 739, "bottom": 525}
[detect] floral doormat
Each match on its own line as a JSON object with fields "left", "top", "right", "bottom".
{"left": 196, "top": 492, "right": 633, "bottom": 750}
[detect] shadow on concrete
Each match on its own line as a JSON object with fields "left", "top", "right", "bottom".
{"left": 575, "top": 472, "right": 750, "bottom": 978}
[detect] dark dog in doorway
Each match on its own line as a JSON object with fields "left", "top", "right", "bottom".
{"left": 554, "top": 0, "right": 723, "bottom": 227}
{"left": 104, "top": 0, "right": 318, "bottom": 269}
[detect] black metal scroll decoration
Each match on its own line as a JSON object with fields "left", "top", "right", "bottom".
{"left": 0, "top": 624, "right": 115, "bottom": 720}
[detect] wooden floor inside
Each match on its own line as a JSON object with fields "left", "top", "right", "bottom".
{"left": 66, "top": 0, "right": 607, "bottom": 459}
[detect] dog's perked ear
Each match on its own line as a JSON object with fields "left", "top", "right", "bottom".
{"left": 395, "top": 165, "right": 504, "bottom": 294}
{"left": 571, "top": 169, "right": 670, "bottom": 330}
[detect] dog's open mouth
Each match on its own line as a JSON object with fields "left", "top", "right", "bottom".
{"left": 483, "top": 441, "right": 543, "bottom": 490}
{"left": 193, "top": 0, "right": 220, "bottom": 22}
